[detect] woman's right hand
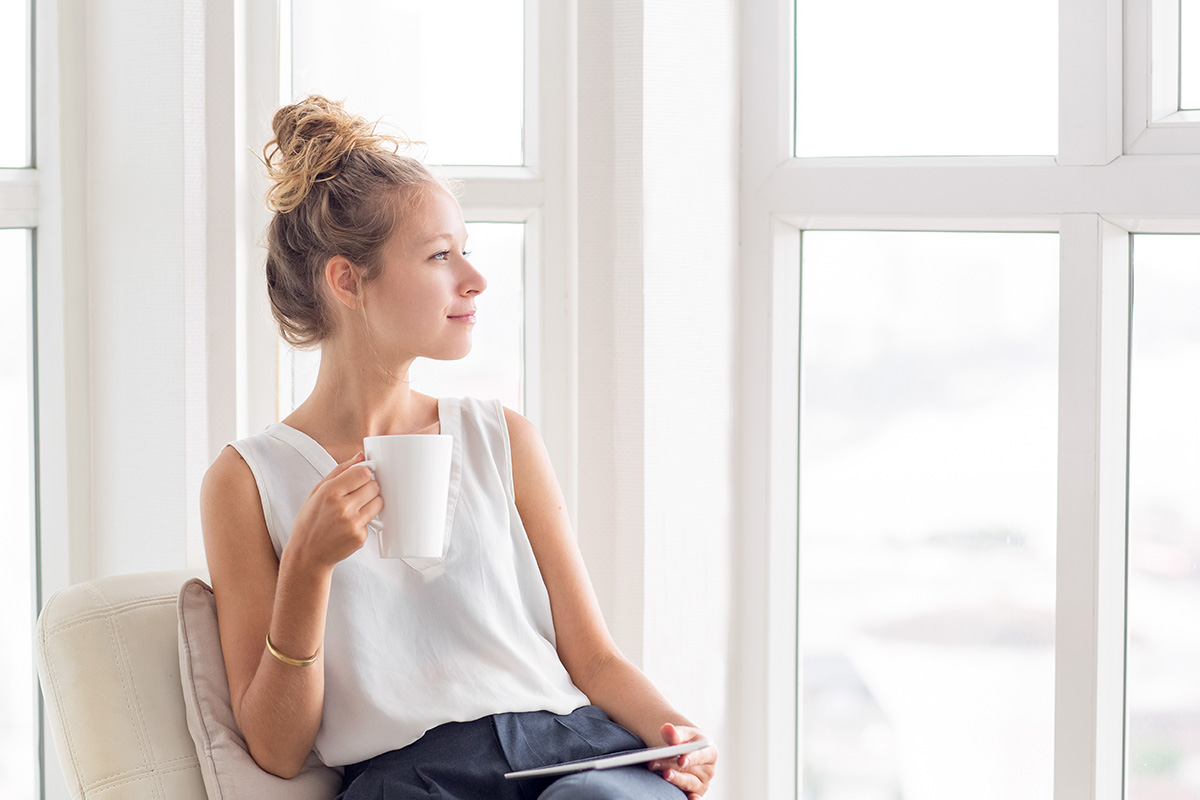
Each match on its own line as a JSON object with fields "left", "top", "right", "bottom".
{"left": 287, "top": 452, "right": 383, "bottom": 570}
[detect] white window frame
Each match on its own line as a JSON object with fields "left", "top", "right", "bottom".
{"left": 241, "top": 0, "right": 578, "bottom": 512}
{"left": 10, "top": 1, "right": 89, "bottom": 798}
{"left": 1125, "top": 0, "right": 1200, "bottom": 152}
{"left": 737, "top": 1, "right": 1200, "bottom": 799}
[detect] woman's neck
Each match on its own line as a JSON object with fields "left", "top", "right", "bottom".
{"left": 283, "top": 340, "right": 440, "bottom": 452}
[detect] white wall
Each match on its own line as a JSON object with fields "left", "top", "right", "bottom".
{"left": 85, "top": 1, "right": 210, "bottom": 576}
{"left": 56, "top": 0, "right": 245, "bottom": 580}
{"left": 641, "top": 0, "right": 737, "bottom": 756}
{"left": 575, "top": 0, "right": 739, "bottom": 790}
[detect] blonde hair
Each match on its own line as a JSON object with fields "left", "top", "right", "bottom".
{"left": 262, "top": 95, "right": 436, "bottom": 347}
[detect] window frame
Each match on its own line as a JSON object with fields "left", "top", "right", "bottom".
{"left": 10, "top": 1, "right": 89, "bottom": 798}
{"left": 738, "top": 1, "right": 1200, "bottom": 799}
{"left": 1125, "top": 0, "right": 1200, "bottom": 152}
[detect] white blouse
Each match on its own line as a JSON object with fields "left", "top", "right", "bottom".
{"left": 230, "top": 396, "right": 588, "bottom": 766}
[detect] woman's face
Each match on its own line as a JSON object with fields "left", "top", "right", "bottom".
{"left": 359, "top": 184, "right": 486, "bottom": 362}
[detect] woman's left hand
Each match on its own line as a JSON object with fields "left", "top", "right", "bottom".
{"left": 648, "top": 723, "right": 717, "bottom": 799}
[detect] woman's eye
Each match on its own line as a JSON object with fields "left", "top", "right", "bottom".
{"left": 462, "top": 250, "right": 472, "bottom": 259}
{"left": 432, "top": 251, "right": 450, "bottom": 261}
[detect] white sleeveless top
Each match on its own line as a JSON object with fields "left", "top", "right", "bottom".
{"left": 229, "top": 397, "right": 589, "bottom": 766}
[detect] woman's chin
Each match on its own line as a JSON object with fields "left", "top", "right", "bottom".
{"left": 425, "top": 343, "right": 473, "bottom": 362}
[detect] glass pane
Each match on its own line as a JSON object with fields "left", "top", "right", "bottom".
{"left": 290, "top": 0, "right": 524, "bottom": 166}
{"left": 280, "top": 222, "right": 525, "bottom": 416}
{"left": 0, "top": 229, "right": 36, "bottom": 797}
{"left": 1127, "top": 235, "right": 1200, "bottom": 800}
{"left": 795, "top": 0, "right": 1057, "bottom": 157}
{"left": 0, "top": 0, "right": 32, "bottom": 166}
{"left": 1183, "top": 0, "right": 1200, "bottom": 110}
{"left": 799, "top": 232, "right": 1058, "bottom": 800}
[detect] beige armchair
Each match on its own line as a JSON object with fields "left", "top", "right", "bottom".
{"left": 35, "top": 569, "right": 209, "bottom": 800}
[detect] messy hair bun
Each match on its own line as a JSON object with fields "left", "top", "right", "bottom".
{"left": 264, "top": 95, "right": 405, "bottom": 213}
{"left": 262, "top": 95, "right": 437, "bottom": 346}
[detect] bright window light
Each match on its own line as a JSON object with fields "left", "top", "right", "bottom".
{"left": 798, "top": 231, "right": 1058, "bottom": 800}
{"left": 1127, "top": 235, "right": 1200, "bottom": 799}
{"left": 795, "top": 0, "right": 1058, "bottom": 157}
{"left": 290, "top": 0, "right": 524, "bottom": 166}
{"left": 1182, "top": 0, "right": 1200, "bottom": 110}
{"left": 0, "top": 1, "right": 32, "bottom": 167}
{"left": 0, "top": 229, "right": 35, "bottom": 798}
{"left": 280, "top": 222, "right": 525, "bottom": 416}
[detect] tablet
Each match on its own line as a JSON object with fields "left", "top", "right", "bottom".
{"left": 504, "top": 738, "right": 711, "bottom": 779}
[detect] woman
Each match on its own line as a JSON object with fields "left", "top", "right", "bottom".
{"left": 200, "top": 95, "right": 716, "bottom": 800}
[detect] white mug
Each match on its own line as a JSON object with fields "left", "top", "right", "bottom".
{"left": 362, "top": 434, "right": 453, "bottom": 559}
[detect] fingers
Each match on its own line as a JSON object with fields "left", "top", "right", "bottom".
{"left": 660, "top": 722, "right": 704, "bottom": 745}
{"left": 345, "top": 480, "right": 383, "bottom": 519}
{"left": 651, "top": 759, "right": 715, "bottom": 797}
{"left": 327, "top": 453, "right": 379, "bottom": 494}
{"left": 361, "top": 493, "right": 384, "bottom": 521}
{"left": 325, "top": 451, "right": 367, "bottom": 479}
{"left": 317, "top": 452, "right": 382, "bottom": 530}
{"left": 654, "top": 723, "right": 716, "bottom": 797}
{"left": 662, "top": 765, "right": 711, "bottom": 796}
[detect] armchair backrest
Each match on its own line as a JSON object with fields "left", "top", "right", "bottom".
{"left": 35, "top": 569, "right": 208, "bottom": 800}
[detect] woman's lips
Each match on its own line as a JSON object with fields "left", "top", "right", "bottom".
{"left": 448, "top": 311, "right": 477, "bottom": 323}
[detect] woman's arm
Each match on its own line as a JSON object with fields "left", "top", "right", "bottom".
{"left": 200, "top": 446, "right": 380, "bottom": 778}
{"left": 504, "top": 409, "right": 718, "bottom": 799}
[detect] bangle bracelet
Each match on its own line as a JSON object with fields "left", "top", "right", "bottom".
{"left": 265, "top": 631, "right": 319, "bottom": 667}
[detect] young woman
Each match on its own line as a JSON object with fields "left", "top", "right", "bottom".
{"left": 200, "top": 95, "right": 717, "bottom": 800}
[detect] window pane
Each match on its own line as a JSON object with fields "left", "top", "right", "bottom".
{"left": 0, "top": 229, "right": 35, "bottom": 797}
{"left": 290, "top": 0, "right": 524, "bottom": 166}
{"left": 794, "top": 0, "right": 1057, "bottom": 157}
{"left": 1127, "top": 235, "right": 1200, "bottom": 800}
{"left": 280, "top": 222, "right": 525, "bottom": 416}
{"left": 799, "top": 232, "right": 1058, "bottom": 800}
{"left": 0, "top": 0, "right": 32, "bottom": 167}
{"left": 1183, "top": 0, "right": 1200, "bottom": 110}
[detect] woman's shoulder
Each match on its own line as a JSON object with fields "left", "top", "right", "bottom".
{"left": 200, "top": 446, "right": 262, "bottom": 527}
{"left": 446, "top": 396, "right": 534, "bottom": 437}
{"left": 202, "top": 426, "right": 303, "bottom": 511}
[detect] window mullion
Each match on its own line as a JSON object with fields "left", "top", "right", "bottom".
{"left": 451, "top": 174, "right": 544, "bottom": 212}
{"left": 1060, "top": 0, "right": 1123, "bottom": 164}
{"left": 1055, "top": 214, "right": 1131, "bottom": 800}
{"left": 0, "top": 169, "right": 40, "bottom": 227}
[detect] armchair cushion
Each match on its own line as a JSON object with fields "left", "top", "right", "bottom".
{"left": 177, "top": 578, "right": 341, "bottom": 800}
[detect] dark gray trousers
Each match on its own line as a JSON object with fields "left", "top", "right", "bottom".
{"left": 337, "top": 705, "right": 685, "bottom": 800}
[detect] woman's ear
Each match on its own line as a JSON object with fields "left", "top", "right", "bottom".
{"left": 325, "top": 256, "right": 361, "bottom": 310}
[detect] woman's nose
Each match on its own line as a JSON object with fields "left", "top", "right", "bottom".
{"left": 463, "top": 259, "right": 487, "bottom": 296}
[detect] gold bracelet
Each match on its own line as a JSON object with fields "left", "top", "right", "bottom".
{"left": 265, "top": 631, "right": 319, "bottom": 667}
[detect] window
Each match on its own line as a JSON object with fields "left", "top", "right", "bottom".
{"left": 794, "top": 0, "right": 1057, "bottom": 157}
{"left": 799, "top": 232, "right": 1058, "bottom": 799}
{"left": 1, "top": 2, "right": 40, "bottom": 796}
{"left": 739, "top": 0, "right": 1200, "bottom": 798}
{"left": 290, "top": 0, "right": 524, "bottom": 166}
{"left": 0, "top": 228, "right": 35, "bottom": 800}
{"left": 0, "top": 0, "right": 32, "bottom": 167}
{"left": 1183, "top": 0, "right": 1200, "bottom": 109}
{"left": 1127, "top": 234, "right": 1200, "bottom": 798}
{"left": 1126, "top": 0, "right": 1200, "bottom": 152}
